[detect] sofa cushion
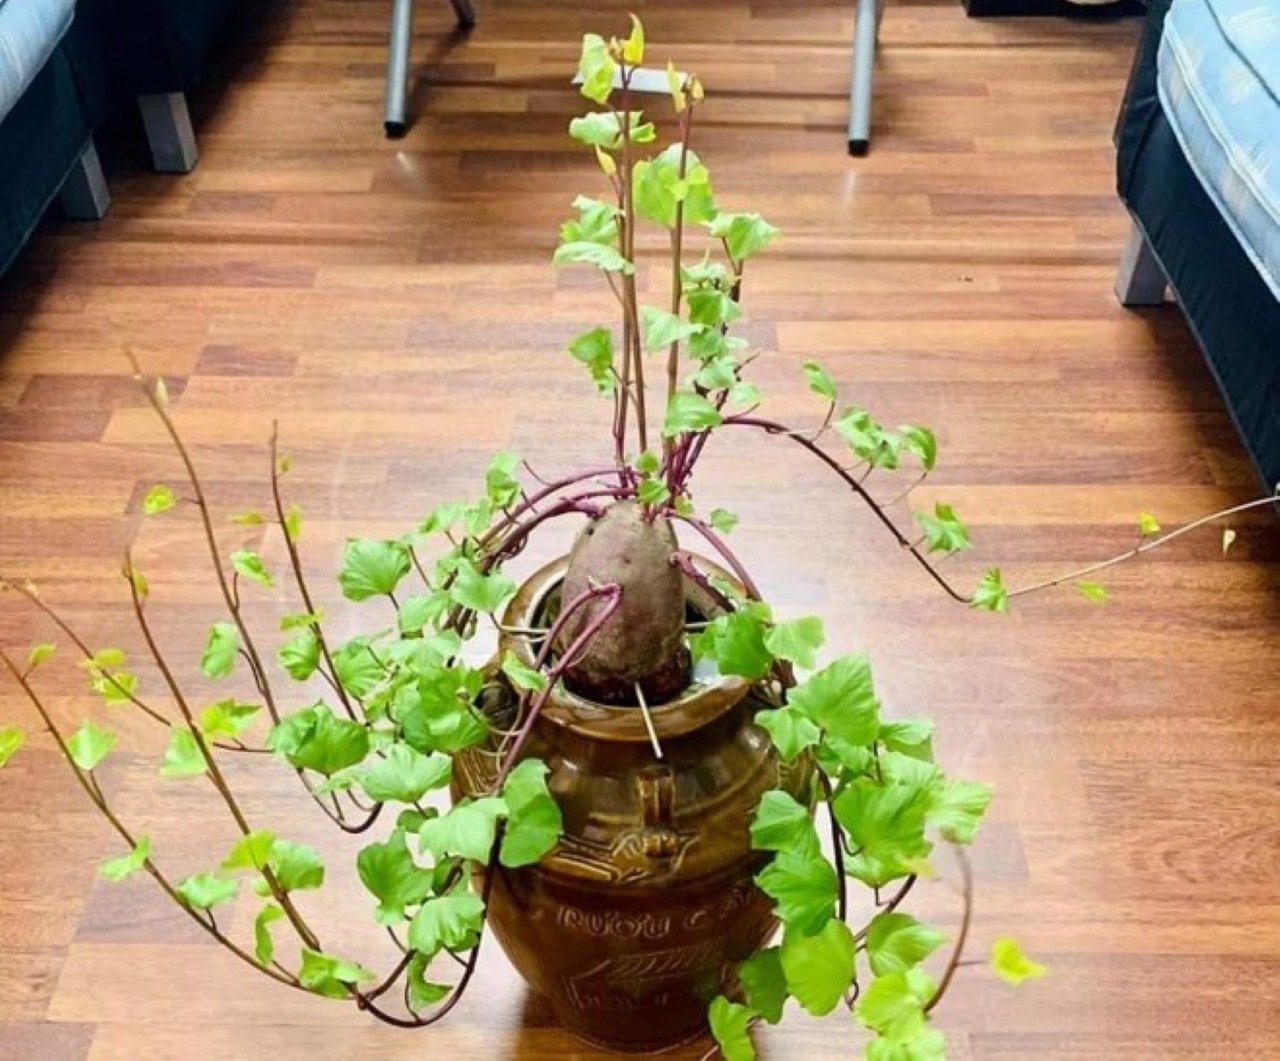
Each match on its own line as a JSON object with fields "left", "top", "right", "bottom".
{"left": 1158, "top": 0, "right": 1280, "bottom": 300}
{"left": 0, "top": 0, "right": 76, "bottom": 124}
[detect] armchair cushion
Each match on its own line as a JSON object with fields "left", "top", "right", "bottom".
{"left": 1158, "top": 0, "right": 1280, "bottom": 300}
{"left": 0, "top": 0, "right": 75, "bottom": 123}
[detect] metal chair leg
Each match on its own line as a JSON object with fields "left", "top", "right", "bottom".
{"left": 848, "top": 0, "right": 880, "bottom": 156}
{"left": 385, "top": 0, "right": 416, "bottom": 138}
{"left": 448, "top": 0, "right": 476, "bottom": 29}
{"left": 385, "top": 0, "right": 478, "bottom": 138}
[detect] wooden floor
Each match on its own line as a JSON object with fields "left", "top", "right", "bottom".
{"left": 2, "top": 1, "right": 1278, "bottom": 1057}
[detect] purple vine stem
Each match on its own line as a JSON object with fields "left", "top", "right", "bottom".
{"left": 492, "top": 584, "right": 623, "bottom": 790}
{"left": 671, "top": 514, "right": 764, "bottom": 601}
{"left": 719, "top": 416, "right": 971, "bottom": 604}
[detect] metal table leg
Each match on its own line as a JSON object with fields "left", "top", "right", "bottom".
{"left": 385, "top": 0, "right": 416, "bottom": 138}
{"left": 848, "top": 0, "right": 880, "bottom": 156}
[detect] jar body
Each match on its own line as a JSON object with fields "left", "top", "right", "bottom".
{"left": 453, "top": 557, "right": 810, "bottom": 1052}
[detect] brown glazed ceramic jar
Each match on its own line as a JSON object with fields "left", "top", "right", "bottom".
{"left": 453, "top": 555, "right": 811, "bottom": 1053}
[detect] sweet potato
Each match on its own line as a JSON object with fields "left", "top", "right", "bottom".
{"left": 556, "top": 501, "right": 690, "bottom": 704}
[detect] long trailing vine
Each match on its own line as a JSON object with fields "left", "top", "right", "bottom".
{"left": 0, "top": 15, "right": 1273, "bottom": 1059}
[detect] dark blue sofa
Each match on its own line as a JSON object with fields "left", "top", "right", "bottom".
{"left": 70, "top": 0, "right": 243, "bottom": 173}
{"left": 0, "top": 0, "right": 107, "bottom": 276}
{"left": 1115, "top": 0, "right": 1280, "bottom": 490}
{"left": 1, "top": 0, "right": 244, "bottom": 278}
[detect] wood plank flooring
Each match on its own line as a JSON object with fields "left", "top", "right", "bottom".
{"left": 1, "top": 1, "right": 1277, "bottom": 1058}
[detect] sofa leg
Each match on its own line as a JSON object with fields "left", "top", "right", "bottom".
{"left": 139, "top": 92, "right": 199, "bottom": 174}
{"left": 1115, "top": 220, "right": 1167, "bottom": 306}
{"left": 59, "top": 141, "right": 111, "bottom": 221}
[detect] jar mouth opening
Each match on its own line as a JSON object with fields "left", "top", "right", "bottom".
{"left": 499, "top": 556, "right": 751, "bottom": 743}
